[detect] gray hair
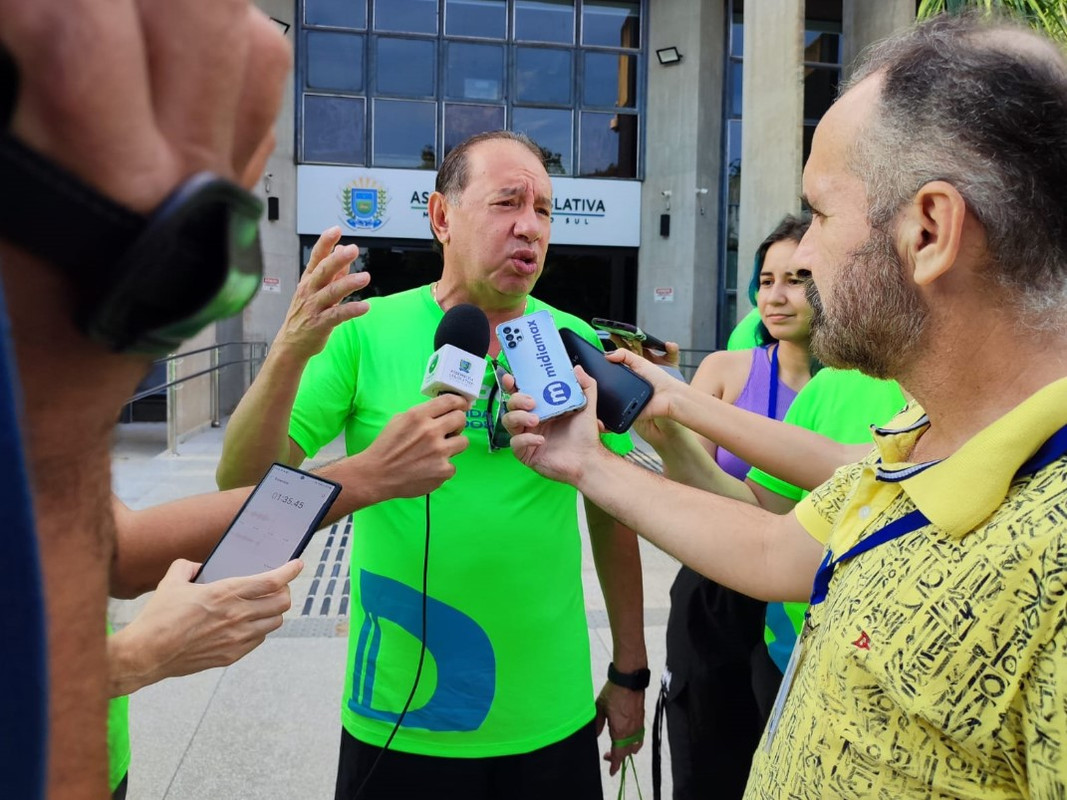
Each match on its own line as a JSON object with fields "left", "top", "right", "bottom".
{"left": 844, "top": 12, "right": 1067, "bottom": 326}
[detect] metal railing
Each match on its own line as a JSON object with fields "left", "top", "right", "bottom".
{"left": 124, "top": 340, "right": 267, "bottom": 454}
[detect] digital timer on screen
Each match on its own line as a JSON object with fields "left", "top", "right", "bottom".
{"left": 195, "top": 465, "right": 337, "bottom": 583}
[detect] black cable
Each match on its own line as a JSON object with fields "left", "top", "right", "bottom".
{"left": 351, "top": 494, "right": 431, "bottom": 799}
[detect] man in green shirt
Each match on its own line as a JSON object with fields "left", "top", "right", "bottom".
{"left": 218, "top": 131, "right": 647, "bottom": 799}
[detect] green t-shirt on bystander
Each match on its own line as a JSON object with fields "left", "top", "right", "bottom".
{"left": 747, "top": 368, "right": 906, "bottom": 670}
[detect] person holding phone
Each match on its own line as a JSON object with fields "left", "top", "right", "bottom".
{"left": 648, "top": 215, "right": 815, "bottom": 800}
{"left": 504, "top": 14, "right": 1067, "bottom": 797}
{"left": 104, "top": 393, "right": 470, "bottom": 798}
{"left": 0, "top": 1, "right": 292, "bottom": 795}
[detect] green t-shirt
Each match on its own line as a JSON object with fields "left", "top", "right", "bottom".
{"left": 746, "top": 368, "right": 906, "bottom": 670}
{"left": 726, "top": 308, "right": 762, "bottom": 351}
{"left": 106, "top": 622, "right": 130, "bottom": 792}
{"left": 290, "top": 285, "right": 631, "bottom": 758}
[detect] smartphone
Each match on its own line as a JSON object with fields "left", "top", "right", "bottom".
{"left": 496, "top": 310, "right": 586, "bottom": 421}
{"left": 590, "top": 318, "right": 668, "bottom": 354}
{"left": 193, "top": 463, "right": 341, "bottom": 584}
{"left": 559, "top": 327, "right": 653, "bottom": 434}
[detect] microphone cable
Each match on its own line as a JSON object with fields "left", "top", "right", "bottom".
{"left": 351, "top": 493, "right": 431, "bottom": 799}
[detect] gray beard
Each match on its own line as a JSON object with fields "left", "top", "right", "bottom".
{"left": 807, "top": 227, "right": 928, "bottom": 380}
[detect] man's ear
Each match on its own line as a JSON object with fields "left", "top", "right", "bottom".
{"left": 428, "top": 191, "right": 451, "bottom": 246}
{"left": 899, "top": 180, "right": 967, "bottom": 287}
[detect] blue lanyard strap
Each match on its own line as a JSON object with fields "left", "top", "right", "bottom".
{"left": 766, "top": 344, "right": 779, "bottom": 420}
{"left": 808, "top": 422, "right": 1067, "bottom": 608}
{"left": 809, "top": 509, "right": 927, "bottom": 606}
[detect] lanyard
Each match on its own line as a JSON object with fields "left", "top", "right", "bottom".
{"left": 766, "top": 344, "right": 780, "bottom": 419}
{"left": 808, "top": 421, "right": 1067, "bottom": 609}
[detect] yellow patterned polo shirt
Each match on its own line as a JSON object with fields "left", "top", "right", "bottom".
{"left": 746, "top": 377, "right": 1067, "bottom": 799}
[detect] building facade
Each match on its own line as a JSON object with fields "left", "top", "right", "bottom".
{"left": 163, "top": 0, "right": 915, "bottom": 440}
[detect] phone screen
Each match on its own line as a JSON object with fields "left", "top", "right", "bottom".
{"left": 193, "top": 464, "right": 340, "bottom": 584}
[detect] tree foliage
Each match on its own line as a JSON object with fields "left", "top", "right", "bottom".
{"left": 917, "top": 0, "right": 1067, "bottom": 43}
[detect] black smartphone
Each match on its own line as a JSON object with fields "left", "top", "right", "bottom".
{"left": 590, "top": 318, "right": 668, "bottom": 354}
{"left": 193, "top": 463, "right": 341, "bottom": 583}
{"left": 559, "top": 328, "right": 653, "bottom": 434}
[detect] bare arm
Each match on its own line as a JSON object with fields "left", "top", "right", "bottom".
{"left": 107, "top": 559, "right": 301, "bottom": 696}
{"left": 636, "top": 416, "right": 759, "bottom": 504}
{"left": 216, "top": 227, "right": 371, "bottom": 489}
{"left": 614, "top": 350, "right": 865, "bottom": 492}
{"left": 506, "top": 372, "right": 824, "bottom": 602}
{"left": 585, "top": 500, "right": 648, "bottom": 775}
{"left": 0, "top": 1, "right": 290, "bottom": 795}
{"left": 113, "top": 393, "right": 470, "bottom": 597}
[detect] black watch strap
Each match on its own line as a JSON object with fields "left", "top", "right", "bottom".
{"left": 0, "top": 131, "right": 263, "bottom": 353}
{"left": 608, "top": 662, "right": 651, "bottom": 691}
{"left": 0, "top": 133, "right": 145, "bottom": 281}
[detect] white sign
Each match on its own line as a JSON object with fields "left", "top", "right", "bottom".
{"left": 297, "top": 165, "right": 641, "bottom": 247}
{"left": 261, "top": 276, "right": 281, "bottom": 294}
{"left": 654, "top": 287, "right": 675, "bottom": 303}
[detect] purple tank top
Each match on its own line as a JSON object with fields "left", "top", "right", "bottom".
{"left": 714, "top": 345, "right": 798, "bottom": 481}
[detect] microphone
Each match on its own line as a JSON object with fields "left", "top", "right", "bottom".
{"left": 420, "top": 303, "right": 490, "bottom": 402}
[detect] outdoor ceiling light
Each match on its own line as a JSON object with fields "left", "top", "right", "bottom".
{"left": 655, "top": 47, "right": 683, "bottom": 66}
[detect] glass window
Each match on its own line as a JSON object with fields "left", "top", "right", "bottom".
{"left": 582, "top": 0, "right": 640, "bottom": 49}
{"left": 728, "top": 59, "right": 742, "bottom": 118}
{"left": 515, "top": 0, "right": 574, "bottom": 45}
{"left": 583, "top": 52, "right": 637, "bottom": 108}
{"left": 446, "top": 43, "right": 504, "bottom": 101}
{"left": 304, "top": 95, "right": 365, "bottom": 163}
{"left": 579, "top": 112, "right": 636, "bottom": 177}
{"left": 306, "top": 31, "right": 364, "bottom": 92}
{"left": 803, "top": 66, "right": 839, "bottom": 120}
{"left": 513, "top": 107, "right": 571, "bottom": 174}
{"left": 373, "top": 99, "right": 437, "bottom": 168}
{"left": 730, "top": 19, "right": 743, "bottom": 57}
{"left": 515, "top": 48, "right": 572, "bottom": 105}
{"left": 803, "top": 123, "right": 817, "bottom": 166}
{"left": 375, "top": 37, "right": 436, "bottom": 96}
{"left": 305, "top": 0, "right": 366, "bottom": 28}
{"left": 446, "top": 0, "right": 506, "bottom": 39}
{"left": 804, "top": 31, "right": 840, "bottom": 64}
{"left": 374, "top": 0, "right": 437, "bottom": 34}
{"left": 444, "top": 104, "right": 506, "bottom": 156}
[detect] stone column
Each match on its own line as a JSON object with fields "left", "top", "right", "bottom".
{"left": 842, "top": 0, "right": 916, "bottom": 80}
{"left": 735, "top": 0, "right": 805, "bottom": 322}
{"left": 636, "top": 0, "right": 726, "bottom": 352}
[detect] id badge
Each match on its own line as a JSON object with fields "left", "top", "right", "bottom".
{"left": 763, "top": 633, "right": 806, "bottom": 751}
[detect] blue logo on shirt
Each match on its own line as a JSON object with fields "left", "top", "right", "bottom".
{"left": 349, "top": 570, "right": 496, "bottom": 731}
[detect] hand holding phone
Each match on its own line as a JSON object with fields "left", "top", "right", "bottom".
{"left": 591, "top": 318, "right": 668, "bottom": 354}
{"left": 193, "top": 464, "right": 340, "bottom": 584}
{"left": 559, "top": 328, "right": 653, "bottom": 434}
{"left": 496, "top": 310, "right": 586, "bottom": 422}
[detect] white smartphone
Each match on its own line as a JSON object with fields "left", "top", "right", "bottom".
{"left": 193, "top": 463, "right": 340, "bottom": 584}
{"left": 496, "top": 310, "right": 586, "bottom": 421}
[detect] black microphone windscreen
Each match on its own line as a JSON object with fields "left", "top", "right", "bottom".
{"left": 434, "top": 303, "right": 490, "bottom": 357}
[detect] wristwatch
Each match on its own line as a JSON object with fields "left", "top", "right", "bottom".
{"left": 607, "top": 662, "right": 651, "bottom": 691}
{"left": 0, "top": 131, "right": 263, "bottom": 355}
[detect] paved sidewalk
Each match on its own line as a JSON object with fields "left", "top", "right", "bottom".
{"left": 110, "top": 420, "right": 678, "bottom": 800}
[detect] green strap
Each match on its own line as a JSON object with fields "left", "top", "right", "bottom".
{"left": 611, "top": 726, "right": 645, "bottom": 749}
{"left": 617, "top": 754, "right": 645, "bottom": 800}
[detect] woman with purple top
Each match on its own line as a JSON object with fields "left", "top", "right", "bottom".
{"left": 661, "top": 214, "right": 813, "bottom": 800}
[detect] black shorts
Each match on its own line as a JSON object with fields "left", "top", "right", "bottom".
{"left": 333, "top": 719, "right": 603, "bottom": 800}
